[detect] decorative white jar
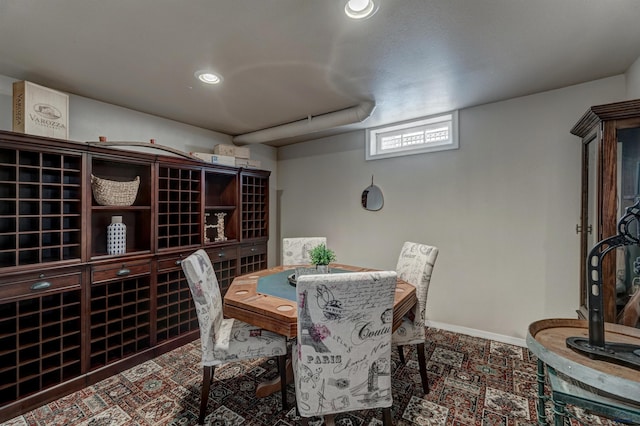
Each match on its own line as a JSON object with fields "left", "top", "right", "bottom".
{"left": 107, "top": 215, "right": 126, "bottom": 255}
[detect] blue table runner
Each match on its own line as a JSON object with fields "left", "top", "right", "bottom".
{"left": 256, "top": 268, "right": 349, "bottom": 301}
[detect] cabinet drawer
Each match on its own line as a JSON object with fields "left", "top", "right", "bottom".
{"left": 0, "top": 270, "right": 82, "bottom": 301}
{"left": 207, "top": 246, "right": 238, "bottom": 262}
{"left": 156, "top": 251, "right": 194, "bottom": 272}
{"left": 92, "top": 259, "right": 151, "bottom": 284}
{"left": 239, "top": 243, "right": 267, "bottom": 257}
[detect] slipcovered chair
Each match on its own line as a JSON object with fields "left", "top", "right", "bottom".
{"left": 181, "top": 249, "right": 288, "bottom": 425}
{"left": 282, "top": 237, "right": 327, "bottom": 265}
{"left": 293, "top": 271, "right": 398, "bottom": 425}
{"left": 393, "top": 241, "right": 439, "bottom": 394}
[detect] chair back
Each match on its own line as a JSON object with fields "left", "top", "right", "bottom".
{"left": 396, "top": 242, "right": 439, "bottom": 329}
{"left": 181, "top": 249, "right": 224, "bottom": 365}
{"left": 282, "top": 237, "right": 327, "bottom": 265}
{"left": 294, "top": 271, "right": 397, "bottom": 417}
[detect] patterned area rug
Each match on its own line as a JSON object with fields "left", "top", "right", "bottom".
{"left": 5, "top": 328, "right": 626, "bottom": 425}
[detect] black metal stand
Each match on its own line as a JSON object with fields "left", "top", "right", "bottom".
{"left": 566, "top": 200, "right": 640, "bottom": 370}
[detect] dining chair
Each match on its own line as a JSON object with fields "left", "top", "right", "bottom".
{"left": 282, "top": 237, "right": 327, "bottom": 265}
{"left": 181, "top": 249, "right": 288, "bottom": 425}
{"left": 393, "top": 241, "right": 439, "bottom": 394}
{"left": 293, "top": 270, "right": 398, "bottom": 425}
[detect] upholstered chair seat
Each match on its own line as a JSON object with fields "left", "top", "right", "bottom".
{"left": 182, "top": 249, "right": 288, "bottom": 425}
{"left": 392, "top": 242, "right": 439, "bottom": 393}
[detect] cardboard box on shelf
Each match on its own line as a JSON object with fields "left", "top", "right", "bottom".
{"left": 13, "top": 81, "right": 69, "bottom": 139}
{"left": 214, "top": 144, "right": 250, "bottom": 159}
{"left": 190, "top": 152, "right": 236, "bottom": 167}
{"left": 235, "top": 158, "right": 262, "bottom": 168}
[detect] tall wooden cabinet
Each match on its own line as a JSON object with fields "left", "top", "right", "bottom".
{"left": 0, "top": 130, "right": 269, "bottom": 421}
{"left": 571, "top": 99, "right": 640, "bottom": 323}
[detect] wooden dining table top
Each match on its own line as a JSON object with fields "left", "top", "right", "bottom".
{"left": 223, "top": 263, "right": 417, "bottom": 339}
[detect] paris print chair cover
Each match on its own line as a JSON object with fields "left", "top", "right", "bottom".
{"left": 391, "top": 242, "right": 439, "bottom": 346}
{"left": 293, "top": 271, "right": 397, "bottom": 418}
{"left": 282, "top": 237, "right": 327, "bottom": 265}
{"left": 181, "top": 249, "right": 287, "bottom": 366}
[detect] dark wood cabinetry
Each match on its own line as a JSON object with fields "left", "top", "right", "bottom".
{"left": 571, "top": 99, "right": 640, "bottom": 323}
{"left": 0, "top": 146, "right": 83, "bottom": 267}
{"left": 0, "top": 130, "right": 270, "bottom": 421}
{"left": 0, "top": 266, "right": 83, "bottom": 406}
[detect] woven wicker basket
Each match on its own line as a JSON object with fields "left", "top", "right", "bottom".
{"left": 91, "top": 174, "right": 140, "bottom": 206}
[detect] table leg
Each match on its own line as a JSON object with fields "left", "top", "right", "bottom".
{"left": 536, "top": 359, "right": 549, "bottom": 426}
{"left": 256, "top": 358, "right": 293, "bottom": 397}
{"left": 552, "top": 394, "right": 567, "bottom": 426}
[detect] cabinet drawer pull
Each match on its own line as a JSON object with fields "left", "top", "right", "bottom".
{"left": 117, "top": 268, "right": 131, "bottom": 276}
{"left": 218, "top": 252, "right": 225, "bottom": 258}
{"left": 251, "top": 247, "right": 256, "bottom": 252}
{"left": 175, "top": 260, "right": 182, "bottom": 266}
{"left": 31, "top": 281, "right": 52, "bottom": 291}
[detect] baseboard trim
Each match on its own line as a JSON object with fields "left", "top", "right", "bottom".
{"left": 426, "top": 320, "right": 526, "bottom": 347}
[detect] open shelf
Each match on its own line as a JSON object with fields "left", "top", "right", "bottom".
{"left": 157, "top": 166, "right": 201, "bottom": 250}
{"left": 241, "top": 173, "right": 268, "bottom": 240}
{"left": 0, "top": 289, "right": 81, "bottom": 405}
{"left": 0, "top": 147, "right": 82, "bottom": 267}
{"left": 89, "top": 277, "right": 151, "bottom": 370}
{"left": 204, "top": 170, "right": 238, "bottom": 244}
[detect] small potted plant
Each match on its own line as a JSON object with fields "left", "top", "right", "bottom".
{"left": 309, "top": 243, "right": 336, "bottom": 274}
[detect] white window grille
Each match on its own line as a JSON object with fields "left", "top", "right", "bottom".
{"left": 366, "top": 111, "right": 459, "bottom": 160}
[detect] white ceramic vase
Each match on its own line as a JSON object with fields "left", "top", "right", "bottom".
{"left": 107, "top": 215, "right": 126, "bottom": 255}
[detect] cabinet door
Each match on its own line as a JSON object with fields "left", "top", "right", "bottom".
{"left": 581, "top": 116, "right": 640, "bottom": 323}
{"left": 607, "top": 119, "right": 640, "bottom": 322}
{"left": 89, "top": 260, "right": 152, "bottom": 370}
{"left": 155, "top": 251, "right": 199, "bottom": 343}
{"left": 0, "top": 145, "right": 82, "bottom": 267}
{"left": 157, "top": 165, "right": 201, "bottom": 250}
{"left": 0, "top": 269, "right": 82, "bottom": 405}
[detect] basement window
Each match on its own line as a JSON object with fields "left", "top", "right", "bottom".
{"left": 365, "top": 111, "right": 459, "bottom": 160}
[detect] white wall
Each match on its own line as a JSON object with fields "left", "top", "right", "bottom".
{"left": 0, "top": 74, "right": 280, "bottom": 264}
{"left": 1, "top": 70, "right": 634, "bottom": 340}
{"left": 626, "top": 55, "right": 640, "bottom": 99}
{"left": 277, "top": 75, "right": 626, "bottom": 339}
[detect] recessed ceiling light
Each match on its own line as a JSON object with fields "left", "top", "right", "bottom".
{"left": 345, "top": 0, "right": 378, "bottom": 19}
{"left": 195, "top": 71, "right": 222, "bottom": 85}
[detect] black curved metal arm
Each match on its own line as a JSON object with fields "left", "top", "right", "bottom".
{"left": 584, "top": 234, "right": 627, "bottom": 347}
{"left": 566, "top": 200, "right": 640, "bottom": 369}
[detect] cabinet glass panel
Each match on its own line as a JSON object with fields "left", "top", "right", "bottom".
{"left": 615, "top": 126, "right": 640, "bottom": 318}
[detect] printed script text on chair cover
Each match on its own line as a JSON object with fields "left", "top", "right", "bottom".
{"left": 282, "top": 237, "right": 327, "bottom": 265}
{"left": 181, "top": 249, "right": 288, "bottom": 424}
{"left": 293, "top": 271, "right": 397, "bottom": 425}
{"left": 392, "top": 241, "right": 439, "bottom": 393}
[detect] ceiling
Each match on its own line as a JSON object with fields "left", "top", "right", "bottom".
{"left": 1, "top": 0, "right": 640, "bottom": 147}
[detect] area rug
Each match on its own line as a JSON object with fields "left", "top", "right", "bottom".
{"left": 5, "top": 328, "right": 624, "bottom": 425}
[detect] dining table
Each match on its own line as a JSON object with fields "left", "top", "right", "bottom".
{"left": 223, "top": 263, "right": 418, "bottom": 397}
